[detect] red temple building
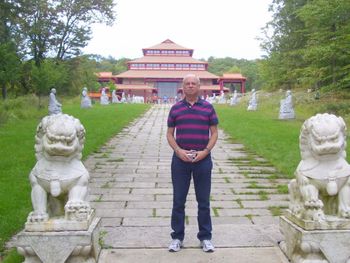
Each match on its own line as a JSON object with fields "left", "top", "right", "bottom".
{"left": 97, "top": 39, "right": 246, "bottom": 101}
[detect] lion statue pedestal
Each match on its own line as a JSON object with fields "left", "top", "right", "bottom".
{"left": 280, "top": 113, "right": 350, "bottom": 263}
{"left": 10, "top": 114, "right": 101, "bottom": 263}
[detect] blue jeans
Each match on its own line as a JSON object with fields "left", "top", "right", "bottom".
{"left": 170, "top": 154, "right": 213, "bottom": 241}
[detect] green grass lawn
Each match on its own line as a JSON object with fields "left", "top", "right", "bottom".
{"left": 215, "top": 90, "right": 350, "bottom": 178}
{"left": 1, "top": 90, "right": 350, "bottom": 262}
{"left": 0, "top": 102, "right": 150, "bottom": 262}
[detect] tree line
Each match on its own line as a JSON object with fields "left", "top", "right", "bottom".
{"left": 0, "top": 0, "right": 116, "bottom": 101}
{"left": 259, "top": 0, "right": 350, "bottom": 91}
{"left": 1, "top": 0, "right": 349, "bottom": 101}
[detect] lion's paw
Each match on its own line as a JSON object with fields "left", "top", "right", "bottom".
{"left": 65, "top": 200, "right": 91, "bottom": 220}
{"left": 339, "top": 208, "right": 350, "bottom": 218}
{"left": 312, "top": 210, "right": 326, "bottom": 221}
{"left": 27, "top": 211, "right": 49, "bottom": 222}
{"left": 290, "top": 203, "right": 302, "bottom": 214}
{"left": 304, "top": 199, "right": 323, "bottom": 209}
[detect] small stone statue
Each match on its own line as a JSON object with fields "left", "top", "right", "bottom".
{"left": 218, "top": 90, "right": 226, "bottom": 104}
{"left": 279, "top": 90, "right": 295, "bottom": 119}
{"left": 81, "top": 87, "right": 92, "bottom": 108}
{"left": 247, "top": 89, "right": 257, "bottom": 111}
{"left": 230, "top": 90, "right": 238, "bottom": 106}
{"left": 48, "top": 88, "right": 62, "bottom": 115}
{"left": 120, "top": 92, "right": 126, "bottom": 103}
{"left": 100, "top": 87, "right": 109, "bottom": 105}
{"left": 112, "top": 90, "right": 120, "bottom": 103}
{"left": 315, "top": 90, "right": 320, "bottom": 100}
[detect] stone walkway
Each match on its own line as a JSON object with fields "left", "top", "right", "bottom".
{"left": 84, "top": 104, "right": 290, "bottom": 262}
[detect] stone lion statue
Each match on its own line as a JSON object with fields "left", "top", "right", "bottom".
{"left": 27, "top": 113, "right": 91, "bottom": 224}
{"left": 289, "top": 113, "right": 350, "bottom": 221}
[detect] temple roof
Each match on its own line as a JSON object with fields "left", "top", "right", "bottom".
{"left": 97, "top": 72, "right": 113, "bottom": 78}
{"left": 115, "top": 70, "right": 219, "bottom": 79}
{"left": 129, "top": 56, "right": 207, "bottom": 64}
{"left": 115, "top": 84, "right": 156, "bottom": 90}
{"left": 143, "top": 39, "right": 193, "bottom": 55}
{"left": 220, "top": 73, "right": 247, "bottom": 80}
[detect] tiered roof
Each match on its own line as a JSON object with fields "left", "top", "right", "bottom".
{"left": 142, "top": 39, "right": 194, "bottom": 56}
{"left": 116, "top": 70, "right": 218, "bottom": 79}
{"left": 115, "top": 39, "right": 217, "bottom": 80}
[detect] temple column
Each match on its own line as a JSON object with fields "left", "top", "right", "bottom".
{"left": 241, "top": 80, "right": 246, "bottom": 94}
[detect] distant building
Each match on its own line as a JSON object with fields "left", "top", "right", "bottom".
{"left": 97, "top": 39, "right": 246, "bottom": 102}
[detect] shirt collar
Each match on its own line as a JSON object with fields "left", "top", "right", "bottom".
{"left": 181, "top": 97, "right": 204, "bottom": 106}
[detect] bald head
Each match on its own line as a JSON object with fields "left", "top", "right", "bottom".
{"left": 183, "top": 74, "right": 200, "bottom": 86}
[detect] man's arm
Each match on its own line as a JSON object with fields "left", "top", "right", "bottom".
{"left": 193, "top": 125, "right": 218, "bottom": 162}
{"left": 206, "top": 124, "right": 218, "bottom": 151}
{"left": 166, "top": 127, "right": 191, "bottom": 162}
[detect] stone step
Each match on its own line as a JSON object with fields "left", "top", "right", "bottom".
{"left": 100, "top": 224, "right": 283, "bottom": 249}
{"left": 99, "top": 247, "right": 289, "bottom": 263}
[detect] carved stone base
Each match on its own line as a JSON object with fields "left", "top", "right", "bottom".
{"left": 279, "top": 112, "right": 295, "bottom": 119}
{"left": 9, "top": 217, "right": 101, "bottom": 263}
{"left": 25, "top": 210, "right": 95, "bottom": 232}
{"left": 279, "top": 216, "right": 350, "bottom": 263}
{"left": 284, "top": 209, "right": 350, "bottom": 230}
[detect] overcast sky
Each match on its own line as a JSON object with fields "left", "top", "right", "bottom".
{"left": 83, "top": 0, "right": 273, "bottom": 60}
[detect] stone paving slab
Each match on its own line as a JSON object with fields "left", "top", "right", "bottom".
{"left": 84, "top": 105, "right": 290, "bottom": 262}
{"left": 102, "top": 224, "right": 283, "bottom": 248}
{"left": 99, "top": 247, "right": 289, "bottom": 263}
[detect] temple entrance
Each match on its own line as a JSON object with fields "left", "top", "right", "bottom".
{"left": 156, "top": 82, "right": 179, "bottom": 99}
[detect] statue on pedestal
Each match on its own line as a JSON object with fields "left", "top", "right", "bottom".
{"left": 280, "top": 113, "right": 350, "bottom": 263}
{"left": 81, "top": 87, "right": 92, "bottom": 108}
{"left": 218, "top": 90, "right": 226, "bottom": 104}
{"left": 247, "top": 89, "right": 257, "bottom": 111}
{"left": 48, "top": 88, "right": 62, "bottom": 115}
{"left": 112, "top": 90, "right": 120, "bottom": 103}
{"left": 279, "top": 90, "right": 295, "bottom": 119}
{"left": 100, "top": 87, "right": 109, "bottom": 105}
{"left": 230, "top": 90, "right": 238, "bottom": 106}
{"left": 120, "top": 92, "right": 126, "bottom": 103}
{"left": 10, "top": 113, "right": 101, "bottom": 263}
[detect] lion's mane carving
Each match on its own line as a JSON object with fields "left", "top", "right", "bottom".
{"left": 27, "top": 113, "right": 91, "bottom": 224}
{"left": 289, "top": 113, "right": 350, "bottom": 221}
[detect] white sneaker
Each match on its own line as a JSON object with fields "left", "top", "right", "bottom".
{"left": 201, "top": 240, "right": 215, "bottom": 252}
{"left": 168, "top": 239, "right": 183, "bottom": 252}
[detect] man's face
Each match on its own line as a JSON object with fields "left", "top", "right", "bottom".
{"left": 183, "top": 76, "right": 200, "bottom": 97}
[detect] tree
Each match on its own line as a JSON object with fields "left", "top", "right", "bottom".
{"left": 65, "top": 55, "right": 99, "bottom": 94}
{"left": 0, "top": 0, "right": 21, "bottom": 99}
{"left": 0, "top": 43, "right": 21, "bottom": 99}
{"left": 17, "top": 0, "right": 54, "bottom": 67}
{"left": 297, "top": 0, "right": 350, "bottom": 90}
{"left": 31, "top": 59, "right": 68, "bottom": 107}
{"left": 17, "top": 0, "right": 116, "bottom": 65}
{"left": 259, "top": 0, "right": 308, "bottom": 90}
{"left": 53, "top": 0, "right": 116, "bottom": 60}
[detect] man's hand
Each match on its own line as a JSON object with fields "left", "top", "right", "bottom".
{"left": 192, "top": 149, "right": 209, "bottom": 162}
{"left": 176, "top": 149, "right": 195, "bottom": 162}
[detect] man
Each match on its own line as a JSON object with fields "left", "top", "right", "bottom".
{"left": 166, "top": 74, "right": 219, "bottom": 253}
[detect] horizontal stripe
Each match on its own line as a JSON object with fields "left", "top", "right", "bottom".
{"left": 176, "top": 134, "right": 208, "bottom": 140}
{"left": 176, "top": 113, "right": 209, "bottom": 121}
{"left": 176, "top": 123, "right": 210, "bottom": 130}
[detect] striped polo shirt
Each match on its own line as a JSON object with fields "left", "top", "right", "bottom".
{"left": 167, "top": 98, "right": 219, "bottom": 151}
